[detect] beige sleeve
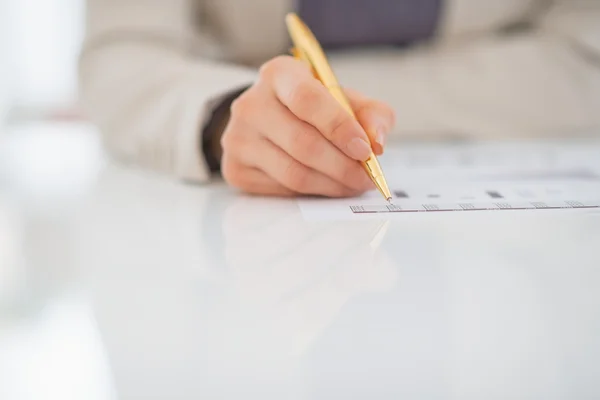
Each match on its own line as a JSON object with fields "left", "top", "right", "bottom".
{"left": 334, "top": 0, "right": 600, "bottom": 140}
{"left": 79, "top": 0, "right": 256, "bottom": 183}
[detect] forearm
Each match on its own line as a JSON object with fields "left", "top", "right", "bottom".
{"left": 79, "top": 0, "right": 256, "bottom": 182}
{"left": 79, "top": 41, "right": 255, "bottom": 182}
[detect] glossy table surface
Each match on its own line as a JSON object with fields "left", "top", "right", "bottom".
{"left": 1, "top": 122, "right": 600, "bottom": 400}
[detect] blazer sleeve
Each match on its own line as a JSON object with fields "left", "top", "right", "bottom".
{"left": 334, "top": 0, "right": 600, "bottom": 140}
{"left": 79, "top": 0, "right": 256, "bottom": 182}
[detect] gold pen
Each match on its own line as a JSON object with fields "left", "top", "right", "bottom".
{"left": 285, "top": 13, "right": 393, "bottom": 203}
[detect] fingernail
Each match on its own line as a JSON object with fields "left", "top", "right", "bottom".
{"left": 347, "top": 138, "right": 372, "bottom": 161}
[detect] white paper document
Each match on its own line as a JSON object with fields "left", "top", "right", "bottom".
{"left": 297, "top": 140, "right": 600, "bottom": 221}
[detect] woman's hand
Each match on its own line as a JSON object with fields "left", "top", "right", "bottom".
{"left": 221, "top": 56, "right": 395, "bottom": 197}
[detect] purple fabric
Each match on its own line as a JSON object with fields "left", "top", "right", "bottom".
{"left": 297, "top": 0, "right": 442, "bottom": 48}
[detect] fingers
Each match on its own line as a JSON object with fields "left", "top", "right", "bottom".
{"left": 221, "top": 156, "right": 296, "bottom": 197}
{"left": 261, "top": 56, "right": 373, "bottom": 162}
{"left": 221, "top": 126, "right": 295, "bottom": 196}
{"left": 241, "top": 96, "right": 374, "bottom": 192}
{"left": 232, "top": 137, "right": 361, "bottom": 198}
{"left": 345, "top": 88, "right": 396, "bottom": 155}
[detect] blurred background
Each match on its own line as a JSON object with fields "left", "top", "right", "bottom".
{"left": 0, "top": 0, "right": 85, "bottom": 127}
{"left": 0, "top": 5, "right": 112, "bottom": 399}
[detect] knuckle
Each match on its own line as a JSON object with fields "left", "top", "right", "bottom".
{"left": 288, "top": 127, "right": 307, "bottom": 156}
{"left": 288, "top": 81, "right": 319, "bottom": 111}
{"left": 259, "top": 56, "right": 291, "bottom": 79}
{"left": 258, "top": 61, "right": 275, "bottom": 79}
{"left": 352, "top": 102, "right": 371, "bottom": 119}
{"left": 302, "top": 131, "right": 324, "bottom": 158}
{"left": 354, "top": 101, "right": 395, "bottom": 130}
{"left": 284, "top": 161, "right": 310, "bottom": 192}
{"left": 289, "top": 127, "right": 323, "bottom": 160}
{"left": 219, "top": 129, "right": 237, "bottom": 151}
{"left": 229, "top": 93, "right": 253, "bottom": 119}
{"left": 327, "top": 111, "right": 354, "bottom": 141}
{"left": 377, "top": 103, "right": 397, "bottom": 126}
{"left": 220, "top": 123, "right": 249, "bottom": 156}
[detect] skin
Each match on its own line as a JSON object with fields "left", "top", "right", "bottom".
{"left": 220, "top": 56, "right": 396, "bottom": 198}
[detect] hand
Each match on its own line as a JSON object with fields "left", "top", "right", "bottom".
{"left": 220, "top": 56, "right": 395, "bottom": 197}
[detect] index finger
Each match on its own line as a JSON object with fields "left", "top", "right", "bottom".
{"left": 264, "top": 57, "right": 373, "bottom": 162}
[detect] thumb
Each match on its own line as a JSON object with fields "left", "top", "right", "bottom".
{"left": 345, "top": 88, "right": 396, "bottom": 155}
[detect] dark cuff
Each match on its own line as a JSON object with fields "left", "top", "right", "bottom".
{"left": 201, "top": 87, "right": 248, "bottom": 174}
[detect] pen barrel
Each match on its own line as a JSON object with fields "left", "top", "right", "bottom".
{"left": 328, "top": 83, "right": 391, "bottom": 200}
{"left": 286, "top": 12, "right": 392, "bottom": 201}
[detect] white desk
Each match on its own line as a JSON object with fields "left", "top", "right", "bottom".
{"left": 1, "top": 122, "right": 600, "bottom": 400}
